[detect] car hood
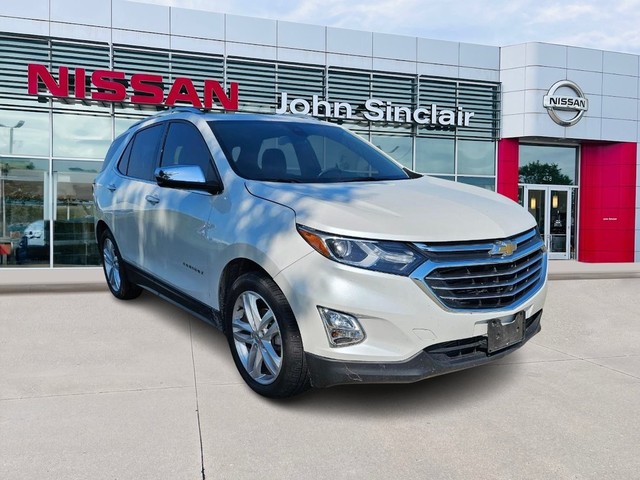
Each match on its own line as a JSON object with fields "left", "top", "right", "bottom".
{"left": 245, "top": 176, "right": 536, "bottom": 242}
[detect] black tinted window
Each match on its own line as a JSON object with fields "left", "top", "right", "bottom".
{"left": 117, "top": 139, "right": 133, "bottom": 176}
{"left": 126, "top": 124, "right": 165, "bottom": 181}
{"left": 161, "top": 122, "right": 215, "bottom": 179}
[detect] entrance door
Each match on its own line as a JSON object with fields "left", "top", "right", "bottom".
{"left": 522, "top": 186, "right": 573, "bottom": 260}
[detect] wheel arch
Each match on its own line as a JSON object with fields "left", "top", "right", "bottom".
{"left": 218, "top": 258, "right": 271, "bottom": 330}
{"left": 95, "top": 220, "right": 109, "bottom": 246}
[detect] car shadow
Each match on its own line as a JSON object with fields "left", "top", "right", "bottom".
{"left": 277, "top": 362, "right": 517, "bottom": 417}
{"left": 113, "top": 290, "right": 520, "bottom": 415}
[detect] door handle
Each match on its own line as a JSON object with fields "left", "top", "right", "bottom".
{"left": 145, "top": 195, "right": 160, "bottom": 205}
{"left": 107, "top": 183, "right": 116, "bottom": 192}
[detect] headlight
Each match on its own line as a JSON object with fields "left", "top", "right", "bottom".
{"left": 297, "top": 225, "right": 425, "bottom": 275}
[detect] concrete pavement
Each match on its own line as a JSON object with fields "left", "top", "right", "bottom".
{"left": 2, "top": 258, "right": 640, "bottom": 293}
{"left": 1, "top": 276, "right": 640, "bottom": 479}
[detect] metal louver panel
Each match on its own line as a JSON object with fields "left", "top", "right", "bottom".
{"left": 0, "top": 35, "right": 49, "bottom": 108}
{"left": 277, "top": 64, "right": 325, "bottom": 98}
{"left": 327, "top": 69, "right": 370, "bottom": 106}
{"left": 457, "top": 82, "right": 500, "bottom": 139}
{"left": 51, "top": 40, "right": 111, "bottom": 112}
{"left": 372, "top": 74, "right": 416, "bottom": 105}
{"left": 227, "top": 58, "right": 276, "bottom": 111}
{"left": 112, "top": 46, "right": 169, "bottom": 111}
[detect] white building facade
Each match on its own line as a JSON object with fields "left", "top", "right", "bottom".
{"left": 0, "top": 0, "right": 638, "bottom": 280}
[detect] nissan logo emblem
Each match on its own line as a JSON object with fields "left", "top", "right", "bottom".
{"left": 543, "top": 80, "right": 589, "bottom": 126}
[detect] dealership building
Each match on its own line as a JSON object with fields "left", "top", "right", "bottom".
{"left": 0, "top": 0, "right": 639, "bottom": 282}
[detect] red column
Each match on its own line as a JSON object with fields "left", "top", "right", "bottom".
{"left": 497, "top": 138, "right": 519, "bottom": 202}
{"left": 579, "top": 142, "right": 637, "bottom": 262}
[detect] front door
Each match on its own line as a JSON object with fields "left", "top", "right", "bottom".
{"left": 521, "top": 186, "right": 573, "bottom": 260}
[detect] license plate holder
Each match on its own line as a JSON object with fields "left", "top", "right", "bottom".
{"left": 487, "top": 311, "right": 525, "bottom": 354}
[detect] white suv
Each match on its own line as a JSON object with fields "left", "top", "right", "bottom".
{"left": 94, "top": 108, "right": 547, "bottom": 398}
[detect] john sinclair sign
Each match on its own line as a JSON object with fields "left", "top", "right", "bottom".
{"left": 27, "top": 64, "right": 477, "bottom": 127}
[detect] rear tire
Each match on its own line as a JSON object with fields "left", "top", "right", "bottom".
{"left": 99, "top": 229, "right": 142, "bottom": 300}
{"left": 225, "top": 272, "right": 310, "bottom": 398}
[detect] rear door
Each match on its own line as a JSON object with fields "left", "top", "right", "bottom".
{"left": 110, "top": 123, "right": 165, "bottom": 269}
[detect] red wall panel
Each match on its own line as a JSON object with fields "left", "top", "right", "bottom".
{"left": 578, "top": 142, "right": 637, "bottom": 262}
{"left": 496, "top": 138, "right": 519, "bottom": 202}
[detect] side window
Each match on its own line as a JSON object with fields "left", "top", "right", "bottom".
{"left": 161, "top": 122, "right": 215, "bottom": 179}
{"left": 125, "top": 124, "right": 165, "bottom": 182}
{"left": 117, "top": 140, "right": 133, "bottom": 176}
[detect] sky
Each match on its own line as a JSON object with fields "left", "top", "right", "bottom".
{"left": 137, "top": 0, "right": 640, "bottom": 55}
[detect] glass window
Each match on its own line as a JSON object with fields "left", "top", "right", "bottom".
{"left": 53, "top": 113, "right": 112, "bottom": 159}
{"left": 126, "top": 124, "right": 165, "bottom": 182}
{"left": 52, "top": 160, "right": 101, "bottom": 267}
{"left": 519, "top": 145, "right": 578, "bottom": 185}
{"left": 415, "top": 137, "right": 454, "bottom": 174}
{"left": 457, "top": 140, "right": 495, "bottom": 175}
{"left": 371, "top": 135, "right": 412, "bottom": 169}
{"left": 161, "top": 122, "right": 215, "bottom": 179}
{"left": 0, "top": 158, "right": 49, "bottom": 267}
{"left": 457, "top": 176, "right": 495, "bottom": 191}
{"left": 210, "top": 120, "right": 409, "bottom": 183}
{"left": 0, "top": 110, "right": 50, "bottom": 157}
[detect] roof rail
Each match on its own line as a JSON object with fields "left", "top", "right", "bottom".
{"left": 152, "top": 106, "right": 206, "bottom": 117}
{"left": 123, "top": 107, "right": 207, "bottom": 132}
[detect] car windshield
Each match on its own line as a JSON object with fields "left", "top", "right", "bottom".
{"left": 208, "top": 119, "right": 410, "bottom": 183}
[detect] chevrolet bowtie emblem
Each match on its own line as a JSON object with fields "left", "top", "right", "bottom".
{"left": 490, "top": 241, "right": 517, "bottom": 257}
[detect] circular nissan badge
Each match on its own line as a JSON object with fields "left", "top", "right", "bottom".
{"left": 543, "top": 80, "right": 589, "bottom": 126}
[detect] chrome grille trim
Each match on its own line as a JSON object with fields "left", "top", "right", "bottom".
{"left": 410, "top": 228, "right": 547, "bottom": 312}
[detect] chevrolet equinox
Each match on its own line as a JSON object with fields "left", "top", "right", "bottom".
{"left": 93, "top": 108, "right": 547, "bottom": 398}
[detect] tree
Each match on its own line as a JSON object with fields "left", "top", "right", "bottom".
{"left": 519, "top": 160, "right": 572, "bottom": 185}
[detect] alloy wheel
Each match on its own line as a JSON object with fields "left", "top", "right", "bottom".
{"left": 231, "top": 291, "right": 283, "bottom": 385}
{"left": 102, "top": 237, "right": 121, "bottom": 293}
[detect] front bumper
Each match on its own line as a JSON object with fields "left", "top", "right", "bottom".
{"left": 306, "top": 309, "right": 542, "bottom": 388}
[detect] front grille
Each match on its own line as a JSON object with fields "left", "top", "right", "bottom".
{"left": 413, "top": 229, "right": 546, "bottom": 311}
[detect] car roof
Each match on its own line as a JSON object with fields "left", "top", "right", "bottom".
{"left": 123, "top": 109, "right": 324, "bottom": 136}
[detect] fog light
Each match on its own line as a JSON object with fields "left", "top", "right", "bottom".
{"left": 318, "top": 307, "right": 365, "bottom": 347}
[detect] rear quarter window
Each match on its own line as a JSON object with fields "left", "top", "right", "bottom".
{"left": 120, "top": 123, "right": 165, "bottom": 181}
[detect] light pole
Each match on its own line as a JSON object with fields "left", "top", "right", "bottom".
{"left": 0, "top": 120, "right": 25, "bottom": 154}
{"left": 0, "top": 120, "right": 25, "bottom": 239}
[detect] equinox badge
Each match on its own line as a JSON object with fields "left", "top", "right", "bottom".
{"left": 490, "top": 240, "right": 517, "bottom": 257}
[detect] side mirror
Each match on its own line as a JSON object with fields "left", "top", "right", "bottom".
{"left": 154, "top": 165, "right": 222, "bottom": 194}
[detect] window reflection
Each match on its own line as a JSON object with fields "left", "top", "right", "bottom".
{"left": 457, "top": 140, "right": 495, "bottom": 175}
{"left": 415, "top": 137, "right": 454, "bottom": 174}
{"left": 457, "top": 176, "right": 496, "bottom": 191}
{"left": 519, "top": 145, "right": 577, "bottom": 185}
{"left": 0, "top": 111, "right": 50, "bottom": 157}
{"left": 371, "top": 135, "right": 413, "bottom": 169}
{"left": 53, "top": 160, "right": 101, "bottom": 267}
{"left": 0, "top": 158, "right": 49, "bottom": 267}
{"left": 53, "top": 113, "right": 112, "bottom": 159}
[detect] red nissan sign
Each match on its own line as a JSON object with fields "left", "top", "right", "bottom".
{"left": 27, "top": 63, "right": 239, "bottom": 110}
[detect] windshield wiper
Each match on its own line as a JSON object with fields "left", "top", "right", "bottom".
{"left": 260, "top": 177, "right": 303, "bottom": 183}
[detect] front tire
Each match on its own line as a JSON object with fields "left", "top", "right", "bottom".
{"left": 99, "top": 230, "right": 142, "bottom": 300}
{"left": 225, "top": 272, "right": 309, "bottom": 398}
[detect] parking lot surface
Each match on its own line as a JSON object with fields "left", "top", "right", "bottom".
{"left": 1, "top": 277, "right": 640, "bottom": 479}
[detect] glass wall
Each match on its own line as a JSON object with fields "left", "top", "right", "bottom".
{"left": 0, "top": 158, "right": 49, "bottom": 266}
{"left": 0, "top": 32, "right": 501, "bottom": 268}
